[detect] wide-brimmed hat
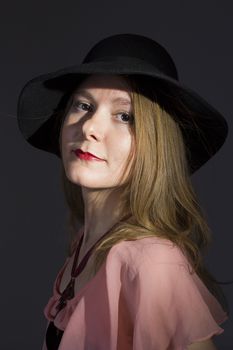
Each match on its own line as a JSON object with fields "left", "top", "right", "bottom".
{"left": 17, "top": 33, "right": 228, "bottom": 174}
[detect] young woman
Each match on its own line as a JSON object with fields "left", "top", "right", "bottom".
{"left": 17, "top": 33, "right": 229, "bottom": 349}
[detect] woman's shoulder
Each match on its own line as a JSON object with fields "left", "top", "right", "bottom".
{"left": 108, "top": 235, "right": 189, "bottom": 272}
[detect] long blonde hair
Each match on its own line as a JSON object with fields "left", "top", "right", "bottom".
{"left": 59, "top": 74, "right": 228, "bottom": 313}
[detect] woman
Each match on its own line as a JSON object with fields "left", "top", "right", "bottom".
{"left": 17, "top": 33, "right": 229, "bottom": 349}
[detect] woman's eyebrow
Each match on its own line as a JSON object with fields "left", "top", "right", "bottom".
{"left": 112, "top": 97, "right": 131, "bottom": 106}
{"left": 74, "top": 89, "right": 131, "bottom": 106}
{"left": 74, "top": 89, "right": 94, "bottom": 100}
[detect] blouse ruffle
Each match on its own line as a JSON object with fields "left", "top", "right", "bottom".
{"left": 43, "top": 237, "right": 228, "bottom": 349}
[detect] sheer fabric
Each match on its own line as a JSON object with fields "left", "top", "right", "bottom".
{"left": 42, "top": 236, "right": 228, "bottom": 350}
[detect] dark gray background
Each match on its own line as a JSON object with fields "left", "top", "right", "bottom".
{"left": 1, "top": 0, "right": 232, "bottom": 349}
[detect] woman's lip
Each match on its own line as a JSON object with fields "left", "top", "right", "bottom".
{"left": 72, "top": 149, "right": 104, "bottom": 161}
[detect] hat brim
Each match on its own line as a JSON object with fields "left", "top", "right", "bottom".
{"left": 17, "top": 60, "right": 228, "bottom": 174}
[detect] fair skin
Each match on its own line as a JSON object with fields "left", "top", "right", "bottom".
{"left": 61, "top": 74, "right": 134, "bottom": 257}
{"left": 61, "top": 74, "right": 218, "bottom": 349}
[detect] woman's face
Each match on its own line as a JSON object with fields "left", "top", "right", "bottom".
{"left": 61, "top": 74, "right": 135, "bottom": 190}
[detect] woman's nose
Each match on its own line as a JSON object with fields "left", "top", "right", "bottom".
{"left": 81, "top": 107, "right": 108, "bottom": 140}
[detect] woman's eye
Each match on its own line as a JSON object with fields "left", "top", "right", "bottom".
{"left": 73, "top": 101, "right": 92, "bottom": 112}
{"left": 117, "top": 112, "right": 134, "bottom": 124}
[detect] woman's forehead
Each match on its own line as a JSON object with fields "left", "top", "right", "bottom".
{"left": 74, "top": 74, "right": 132, "bottom": 94}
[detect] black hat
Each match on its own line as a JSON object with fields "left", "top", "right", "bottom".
{"left": 17, "top": 33, "right": 228, "bottom": 174}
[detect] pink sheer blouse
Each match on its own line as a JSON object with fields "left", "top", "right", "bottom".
{"left": 42, "top": 236, "right": 228, "bottom": 349}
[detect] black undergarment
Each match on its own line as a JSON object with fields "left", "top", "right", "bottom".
{"left": 46, "top": 321, "right": 64, "bottom": 350}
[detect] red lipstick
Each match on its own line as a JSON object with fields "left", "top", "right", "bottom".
{"left": 72, "top": 149, "right": 104, "bottom": 161}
